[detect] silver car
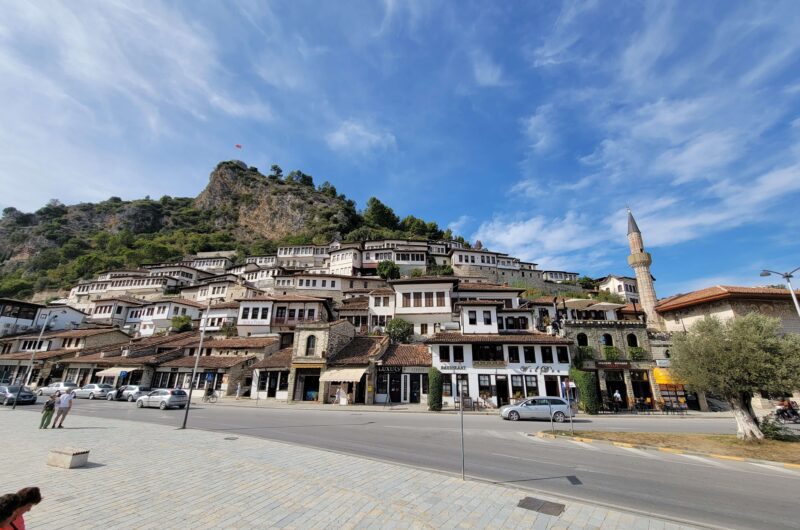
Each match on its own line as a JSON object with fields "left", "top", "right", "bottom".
{"left": 0, "top": 385, "right": 37, "bottom": 406}
{"left": 37, "top": 381, "right": 78, "bottom": 396}
{"left": 500, "top": 396, "right": 577, "bottom": 422}
{"left": 74, "top": 383, "right": 114, "bottom": 400}
{"left": 107, "top": 385, "right": 151, "bottom": 402}
{"left": 136, "top": 389, "right": 188, "bottom": 410}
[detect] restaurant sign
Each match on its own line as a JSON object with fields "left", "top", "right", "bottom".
{"left": 596, "top": 360, "right": 631, "bottom": 369}
{"left": 377, "top": 366, "right": 402, "bottom": 373}
{"left": 440, "top": 364, "right": 466, "bottom": 371}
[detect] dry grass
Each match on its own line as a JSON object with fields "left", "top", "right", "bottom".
{"left": 557, "top": 431, "right": 800, "bottom": 464}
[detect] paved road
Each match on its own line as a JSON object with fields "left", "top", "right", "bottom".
{"left": 14, "top": 400, "right": 800, "bottom": 529}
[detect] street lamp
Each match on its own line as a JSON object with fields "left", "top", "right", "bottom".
{"left": 181, "top": 298, "right": 213, "bottom": 430}
{"left": 13, "top": 309, "right": 65, "bottom": 410}
{"left": 760, "top": 267, "right": 800, "bottom": 319}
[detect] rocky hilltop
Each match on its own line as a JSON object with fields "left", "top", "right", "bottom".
{"left": 0, "top": 161, "right": 453, "bottom": 300}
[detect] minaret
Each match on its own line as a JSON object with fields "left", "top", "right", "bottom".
{"left": 626, "top": 209, "right": 664, "bottom": 331}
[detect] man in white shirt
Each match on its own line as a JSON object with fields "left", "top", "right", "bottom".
{"left": 52, "top": 389, "right": 75, "bottom": 429}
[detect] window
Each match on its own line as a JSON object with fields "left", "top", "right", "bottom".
{"left": 420, "top": 323, "right": 428, "bottom": 335}
{"left": 518, "top": 317, "right": 528, "bottom": 329}
{"left": 331, "top": 281, "right": 336, "bottom": 288}
{"left": 306, "top": 335, "right": 317, "bottom": 356}
{"left": 374, "top": 297, "right": 382, "bottom": 307}
{"left": 601, "top": 333, "right": 613, "bottom": 346}
{"left": 436, "top": 292, "right": 445, "bottom": 306}
{"left": 439, "top": 346, "right": 450, "bottom": 363}
{"left": 377, "top": 373, "right": 388, "bottom": 394}
{"left": 541, "top": 346, "right": 554, "bottom": 363}
{"left": 453, "top": 345, "right": 464, "bottom": 363}
{"left": 626, "top": 333, "right": 639, "bottom": 347}
{"left": 297, "top": 309, "right": 305, "bottom": 320}
{"left": 498, "top": 318, "right": 504, "bottom": 330}
{"left": 468, "top": 311, "right": 477, "bottom": 325}
{"left": 556, "top": 346, "right": 569, "bottom": 363}
{"left": 307, "top": 309, "right": 315, "bottom": 320}
{"left": 508, "top": 346, "right": 519, "bottom": 363}
{"left": 261, "top": 308, "right": 269, "bottom": 320}
{"left": 478, "top": 375, "right": 492, "bottom": 396}
{"left": 383, "top": 297, "right": 389, "bottom": 306}
{"left": 483, "top": 311, "right": 492, "bottom": 325}
{"left": 413, "top": 293, "right": 422, "bottom": 307}
{"left": 288, "top": 309, "right": 296, "bottom": 320}
{"left": 322, "top": 280, "right": 327, "bottom": 287}
{"left": 456, "top": 374, "right": 469, "bottom": 397}
{"left": 242, "top": 307, "right": 250, "bottom": 319}
{"left": 442, "top": 378, "right": 452, "bottom": 397}
{"left": 474, "top": 344, "right": 503, "bottom": 362}
{"left": 524, "top": 375, "right": 539, "bottom": 397}
{"left": 403, "top": 293, "right": 411, "bottom": 307}
{"left": 511, "top": 375, "right": 524, "bottom": 398}
{"left": 523, "top": 346, "right": 536, "bottom": 363}
{"left": 312, "top": 280, "right": 317, "bottom": 287}
{"left": 576, "top": 333, "right": 588, "bottom": 347}
{"left": 425, "top": 292, "right": 433, "bottom": 307}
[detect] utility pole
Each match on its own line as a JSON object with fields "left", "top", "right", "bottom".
{"left": 760, "top": 268, "right": 800, "bottom": 319}
{"left": 14, "top": 310, "right": 63, "bottom": 410}
{"left": 181, "top": 298, "right": 212, "bottom": 429}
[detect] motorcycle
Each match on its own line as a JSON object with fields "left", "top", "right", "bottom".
{"left": 773, "top": 403, "right": 800, "bottom": 424}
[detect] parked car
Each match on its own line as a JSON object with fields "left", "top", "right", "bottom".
{"left": 37, "top": 381, "right": 78, "bottom": 396}
{"left": 0, "top": 385, "right": 37, "bottom": 406}
{"left": 74, "top": 384, "right": 114, "bottom": 400}
{"left": 107, "top": 385, "right": 151, "bottom": 402}
{"left": 136, "top": 389, "right": 188, "bottom": 410}
{"left": 500, "top": 396, "right": 577, "bottom": 422}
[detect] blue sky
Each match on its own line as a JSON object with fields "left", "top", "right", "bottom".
{"left": 2, "top": 1, "right": 800, "bottom": 296}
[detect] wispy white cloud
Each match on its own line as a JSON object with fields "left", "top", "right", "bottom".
{"left": 470, "top": 49, "right": 506, "bottom": 87}
{"left": 447, "top": 215, "right": 471, "bottom": 234}
{"left": 325, "top": 120, "right": 397, "bottom": 153}
{"left": 522, "top": 104, "right": 556, "bottom": 154}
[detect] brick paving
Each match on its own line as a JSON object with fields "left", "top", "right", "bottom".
{"left": 2, "top": 410, "right": 698, "bottom": 529}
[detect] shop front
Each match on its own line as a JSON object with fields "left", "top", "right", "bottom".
{"left": 320, "top": 366, "right": 369, "bottom": 404}
{"left": 251, "top": 348, "right": 292, "bottom": 401}
{"left": 291, "top": 366, "right": 323, "bottom": 401}
{"left": 590, "top": 360, "right": 660, "bottom": 411}
{"left": 653, "top": 366, "right": 702, "bottom": 411}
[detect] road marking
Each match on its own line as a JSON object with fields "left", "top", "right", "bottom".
{"left": 490, "top": 452, "right": 555, "bottom": 465}
{"left": 710, "top": 453, "right": 745, "bottom": 462}
{"left": 569, "top": 441, "right": 599, "bottom": 451}
{"left": 617, "top": 446, "right": 658, "bottom": 458}
{"left": 750, "top": 463, "right": 800, "bottom": 476}
{"left": 678, "top": 454, "right": 728, "bottom": 468}
{"left": 522, "top": 433, "right": 551, "bottom": 443}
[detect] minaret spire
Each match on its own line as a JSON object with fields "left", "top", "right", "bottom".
{"left": 626, "top": 209, "right": 664, "bottom": 331}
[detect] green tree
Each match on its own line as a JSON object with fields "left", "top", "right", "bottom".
{"left": 171, "top": 315, "right": 193, "bottom": 332}
{"left": 427, "top": 367, "right": 443, "bottom": 411}
{"left": 671, "top": 313, "right": 800, "bottom": 441}
{"left": 385, "top": 318, "right": 414, "bottom": 343}
{"left": 577, "top": 275, "right": 596, "bottom": 290}
{"left": 570, "top": 367, "right": 600, "bottom": 414}
{"left": 409, "top": 268, "right": 424, "bottom": 277}
{"left": 377, "top": 260, "right": 400, "bottom": 280}
{"left": 363, "top": 197, "right": 399, "bottom": 229}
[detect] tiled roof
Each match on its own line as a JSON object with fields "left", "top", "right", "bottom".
{"left": 381, "top": 344, "right": 431, "bottom": 367}
{"left": 92, "top": 295, "right": 148, "bottom": 305}
{"left": 457, "top": 283, "right": 525, "bottom": 292}
{"left": 328, "top": 336, "right": 388, "bottom": 366}
{"left": 655, "top": 285, "right": 800, "bottom": 313}
{"left": 619, "top": 303, "right": 645, "bottom": 314}
{"left": 68, "top": 348, "right": 185, "bottom": 366}
{"left": 369, "top": 288, "right": 395, "bottom": 295}
{"left": 238, "top": 295, "right": 327, "bottom": 303}
{"left": 164, "top": 336, "right": 278, "bottom": 350}
{"left": 390, "top": 276, "right": 459, "bottom": 284}
{"left": 338, "top": 297, "right": 369, "bottom": 311}
{"left": 426, "top": 332, "right": 572, "bottom": 345}
{"left": 209, "top": 301, "right": 240, "bottom": 309}
{"left": 454, "top": 300, "right": 505, "bottom": 306}
{"left": 528, "top": 296, "right": 569, "bottom": 305}
{"left": 147, "top": 297, "right": 207, "bottom": 309}
{"left": 251, "top": 347, "right": 293, "bottom": 370}
{"left": 160, "top": 355, "right": 256, "bottom": 369}
{"left": 0, "top": 348, "right": 83, "bottom": 361}
{"left": 9, "top": 327, "right": 124, "bottom": 341}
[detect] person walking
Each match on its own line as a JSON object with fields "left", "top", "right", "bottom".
{"left": 612, "top": 390, "right": 622, "bottom": 413}
{"left": 51, "top": 388, "right": 74, "bottom": 429}
{"left": 39, "top": 394, "right": 56, "bottom": 429}
{"left": 235, "top": 382, "right": 242, "bottom": 400}
{"left": 7, "top": 487, "right": 41, "bottom": 530}
{"left": 0, "top": 494, "right": 21, "bottom": 530}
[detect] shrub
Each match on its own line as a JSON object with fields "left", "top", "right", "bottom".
{"left": 628, "top": 347, "right": 647, "bottom": 361}
{"left": 759, "top": 416, "right": 799, "bottom": 442}
{"left": 570, "top": 367, "right": 600, "bottom": 414}
{"left": 385, "top": 318, "right": 414, "bottom": 343}
{"left": 428, "top": 367, "right": 442, "bottom": 411}
{"left": 171, "top": 315, "right": 193, "bottom": 332}
{"left": 572, "top": 346, "right": 595, "bottom": 368}
{"left": 602, "top": 346, "right": 620, "bottom": 361}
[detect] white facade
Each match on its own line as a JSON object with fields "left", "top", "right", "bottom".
{"left": 597, "top": 275, "right": 639, "bottom": 304}
{"left": 236, "top": 300, "right": 274, "bottom": 336}
{"left": 391, "top": 279, "right": 457, "bottom": 338}
{"left": 542, "top": 271, "right": 579, "bottom": 283}
{"left": 137, "top": 300, "right": 202, "bottom": 337}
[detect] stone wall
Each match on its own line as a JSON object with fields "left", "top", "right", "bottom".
{"left": 563, "top": 321, "right": 650, "bottom": 361}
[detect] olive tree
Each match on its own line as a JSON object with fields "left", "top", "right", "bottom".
{"left": 671, "top": 313, "right": 800, "bottom": 441}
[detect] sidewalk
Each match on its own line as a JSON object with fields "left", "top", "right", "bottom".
{"left": 2, "top": 410, "right": 700, "bottom": 529}
{"left": 194, "top": 396, "right": 734, "bottom": 418}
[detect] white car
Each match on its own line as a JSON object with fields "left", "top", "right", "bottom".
{"left": 136, "top": 389, "right": 188, "bottom": 410}
{"left": 37, "top": 381, "right": 78, "bottom": 396}
{"left": 74, "top": 383, "right": 114, "bottom": 399}
{"left": 500, "top": 396, "right": 577, "bottom": 422}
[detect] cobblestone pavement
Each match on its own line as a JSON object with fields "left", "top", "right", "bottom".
{"left": 3, "top": 409, "right": 699, "bottom": 529}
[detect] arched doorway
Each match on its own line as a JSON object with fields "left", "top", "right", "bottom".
{"left": 577, "top": 333, "right": 588, "bottom": 347}
{"left": 626, "top": 334, "right": 638, "bottom": 347}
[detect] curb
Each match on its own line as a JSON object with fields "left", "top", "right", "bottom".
{"left": 531, "top": 432, "right": 800, "bottom": 471}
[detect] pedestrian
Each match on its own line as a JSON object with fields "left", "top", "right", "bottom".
{"left": 39, "top": 394, "right": 56, "bottom": 429}
{"left": 51, "top": 388, "right": 74, "bottom": 429}
{"left": 0, "top": 494, "right": 20, "bottom": 530}
{"left": 7, "top": 487, "right": 41, "bottom": 530}
{"left": 612, "top": 390, "right": 622, "bottom": 413}
{"left": 334, "top": 387, "right": 342, "bottom": 405}
{"left": 235, "top": 382, "right": 241, "bottom": 400}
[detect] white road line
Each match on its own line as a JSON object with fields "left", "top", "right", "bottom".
{"left": 678, "top": 454, "right": 728, "bottom": 467}
{"left": 750, "top": 463, "right": 800, "bottom": 476}
{"left": 569, "top": 441, "right": 599, "bottom": 451}
{"left": 617, "top": 446, "right": 658, "bottom": 458}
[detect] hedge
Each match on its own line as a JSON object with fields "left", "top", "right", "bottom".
{"left": 428, "top": 367, "right": 443, "bottom": 411}
{"left": 570, "top": 367, "right": 600, "bottom": 414}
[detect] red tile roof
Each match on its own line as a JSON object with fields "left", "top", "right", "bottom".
{"left": 209, "top": 301, "right": 240, "bottom": 309}
{"left": 454, "top": 300, "right": 506, "bottom": 306}
{"left": 237, "top": 295, "right": 326, "bottom": 302}
{"left": 165, "top": 337, "right": 278, "bottom": 350}
{"left": 457, "top": 283, "right": 525, "bottom": 292}
{"left": 92, "top": 295, "right": 149, "bottom": 305}
{"left": 381, "top": 344, "right": 431, "bottom": 367}
{"left": 159, "top": 355, "right": 256, "bottom": 369}
{"left": 426, "top": 332, "right": 572, "bottom": 345}
{"left": 337, "top": 297, "right": 369, "bottom": 311}
{"left": 251, "top": 347, "right": 293, "bottom": 370}
{"left": 328, "top": 336, "right": 389, "bottom": 366}
{"left": 655, "top": 285, "right": 800, "bottom": 313}
{"left": 9, "top": 327, "right": 126, "bottom": 341}
{"left": 147, "top": 297, "right": 207, "bottom": 309}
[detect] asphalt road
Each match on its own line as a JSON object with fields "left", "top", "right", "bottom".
{"left": 13, "top": 399, "right": 800, "bottom": 529}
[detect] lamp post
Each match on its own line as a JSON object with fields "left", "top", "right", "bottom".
{"left": 181, "top": 298, "right": 213, "bottom": 429}
{"left": 760, "top": 267, "right": 800, "bottom": 319}
{"left": 13, "top": 309, "right": 64, "bottom": 410}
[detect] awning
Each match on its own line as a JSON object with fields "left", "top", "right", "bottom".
{"left": 653, "top": 367, "right": 682, "bottom": 385}
{"left": 319, "top": 367, "right": 367, "bottom": 383}
{"left": 95, "top": 367, "right": 137, "bottom": 377}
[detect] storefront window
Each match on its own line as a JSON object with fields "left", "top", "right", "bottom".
{"left": 257, "top": 373, "right": 268, "bottom": 391}
{"left": 556, "top": 346, "right": 569, "bottom": 364}
{"left": 478, "top": 374, "right": 492, "bottom": 397}
{"left": 541, "top": 347, "right": 554, "bottom": 363}
{"left": 456, "top": 374, "right": 469, "bottom": 397}
{"left": 376, "top": 373, "right": 388, "bottom": 394}
{"left": 508, "top": 346, "right": 519, "bottom": 363}
{"left": 524, "top": 375, "right": 539, "bottom": 397}
{"left": 523, "top": 347, "right": 536, "bottom": 363}
{"left": 278, "top": 371, "right": 289, "bottom": 391}
{"left": 453, "top": 346, "right": 464, "bottom": 363}
{"left": 511, "top": 375, "right": 524, "bottom": 398}
{"left": 442, "top": 378, "right": 452, "bottom": 397}
{"left": 422, "top": 373, "right": 429, "bottom": 394}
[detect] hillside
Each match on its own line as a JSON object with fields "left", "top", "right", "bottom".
{"left": 0, "top": 161, "right": 462, "bottom": 300}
